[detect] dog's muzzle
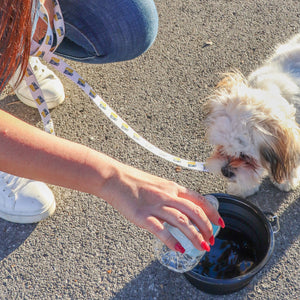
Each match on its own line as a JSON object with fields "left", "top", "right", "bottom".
{"left": 221, "top": 165, "right": 235, "bottom": 178}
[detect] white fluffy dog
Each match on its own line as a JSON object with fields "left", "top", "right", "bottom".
{"left": 205, "top": 33, "right": 300, "bottom": 198}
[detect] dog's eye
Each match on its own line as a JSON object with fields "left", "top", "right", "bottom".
{"left": 240, "top": 153, "right": 247, "bottom": 159}
{"left": 239, "top": 153, "right": 251, "bottom": 162}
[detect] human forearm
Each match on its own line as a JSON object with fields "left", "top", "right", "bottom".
{"left": 0, "top": 109, "right": 119, "bottom": 198}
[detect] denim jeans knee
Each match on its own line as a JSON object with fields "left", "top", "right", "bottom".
{"left": 55, "top": 0, "right": 158, "bottom": 64}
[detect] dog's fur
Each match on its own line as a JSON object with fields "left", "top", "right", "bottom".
{"left": 205, "top": 33, "right": 300, "bottom": 198}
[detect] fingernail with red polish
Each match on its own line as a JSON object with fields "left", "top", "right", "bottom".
{"left": 209, "top": 235, "right": 215, "bottom": 246}
{"left": 175, "top": 242, "right": 185, "bottom": 254}
{"left": 201, "top": 241, "right": 211, "bottom": 252}
{"left": 218, "top": 217, "right": 225, "bottom": 228}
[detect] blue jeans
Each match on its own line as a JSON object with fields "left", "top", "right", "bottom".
{"left": 55, "top": 0, "right": 158, "bottom": 64}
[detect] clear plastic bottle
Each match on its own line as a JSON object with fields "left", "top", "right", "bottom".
{"left": 153, "top": 194, "right": 220, "bottom": 273}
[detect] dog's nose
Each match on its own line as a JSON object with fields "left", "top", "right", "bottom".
{"left": 221, "top": 165, "right": 235, "bottom": 178}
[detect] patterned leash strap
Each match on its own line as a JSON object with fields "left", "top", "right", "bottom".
{"left": 26, "top": 0, "right": 209, "bottom": 172}
{"left": 45, "top": 52, "right": 208, "bottom": 172}
{"left": 24, "top": 0, "right": 65, "bottom": 135}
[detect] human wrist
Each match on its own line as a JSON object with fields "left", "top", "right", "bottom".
{"left": 95, "top": 157, "right": 138, "bottom": 211}
{"left": 87, "top": 150, "right": 125, "bottom": 203}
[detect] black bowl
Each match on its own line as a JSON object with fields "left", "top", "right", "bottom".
{"left": 184, "top": 193, "right": 276, "bottom": 295}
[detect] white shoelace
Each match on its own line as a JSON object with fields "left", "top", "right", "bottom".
{"left": 30, "top": 57, "right": 52, "bottom": 79}
{"left": 0, "top": 172, "right": 29, "bottom": 199}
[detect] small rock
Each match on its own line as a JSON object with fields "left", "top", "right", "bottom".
{"left": 175, "top": 166, "right": 182, "bottom": 173}
{"left": 203, "top": 41, "right": 213, "bottom": 47}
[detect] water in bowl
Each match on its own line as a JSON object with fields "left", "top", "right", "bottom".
{"left": 193, "top": 226, "right": 258, "bottom": 279}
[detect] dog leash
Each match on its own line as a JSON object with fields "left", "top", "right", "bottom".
{"left": 25, "top": 1, "right": 208, "bottom": 172}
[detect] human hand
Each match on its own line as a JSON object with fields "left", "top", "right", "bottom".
{"left": 100, "top": 163, "right": 225, "bottom": 253}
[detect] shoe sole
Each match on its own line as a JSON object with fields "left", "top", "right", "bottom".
{"left": 16, "top": 93, "right": 65, "bottom": 110}
{"left": 0, "top": 199, "right": 56, "bottom": 224}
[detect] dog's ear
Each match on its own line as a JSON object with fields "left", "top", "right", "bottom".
{"left": 203, "top": 71, "right": 246, "bottom": 118}
{"left": 260, "top": 144, "right": 286, "bottom": 183}
{"left": 259, "top": 126, "right": 300, "bottom": 183}
{"left": 216, "top": 72, "right": 245, "bottom": 92}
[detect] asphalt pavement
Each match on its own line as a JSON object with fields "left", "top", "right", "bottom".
{"left": 0, "top": 0, "right": 299, "bottom": 299}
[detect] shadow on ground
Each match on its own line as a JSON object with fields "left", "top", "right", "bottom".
{"left": 0, "top": 220, "right": 37, "bottom": 261}
{"left": 0, "top": 94, "right": 42, "bottom": 127}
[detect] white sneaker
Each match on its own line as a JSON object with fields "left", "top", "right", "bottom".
{"left": 0, "top": 172, "right": 56, "bottom": 223}
{"left": 9, "top": 57, "right": 65, "bottom": 109}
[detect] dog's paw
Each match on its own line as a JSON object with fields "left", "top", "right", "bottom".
{"left": 227, "top": 182, "right": 260, "bottom": 198}
{"left": 272, "top": 166, "right": 300, "bottom": 192}
{"left": 272, "top": 178, "right": 300, "bottom": 192}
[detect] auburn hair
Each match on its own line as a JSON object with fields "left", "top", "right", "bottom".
{"left": 0, "top": 0, "right": 34, "bottom": 91}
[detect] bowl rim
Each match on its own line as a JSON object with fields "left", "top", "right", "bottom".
{"left": 185, "top": 193, "right": 275, "bottom": 283}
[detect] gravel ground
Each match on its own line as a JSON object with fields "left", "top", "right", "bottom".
{"left": 0, "top": 0, "right": 299, "bottom": 299}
